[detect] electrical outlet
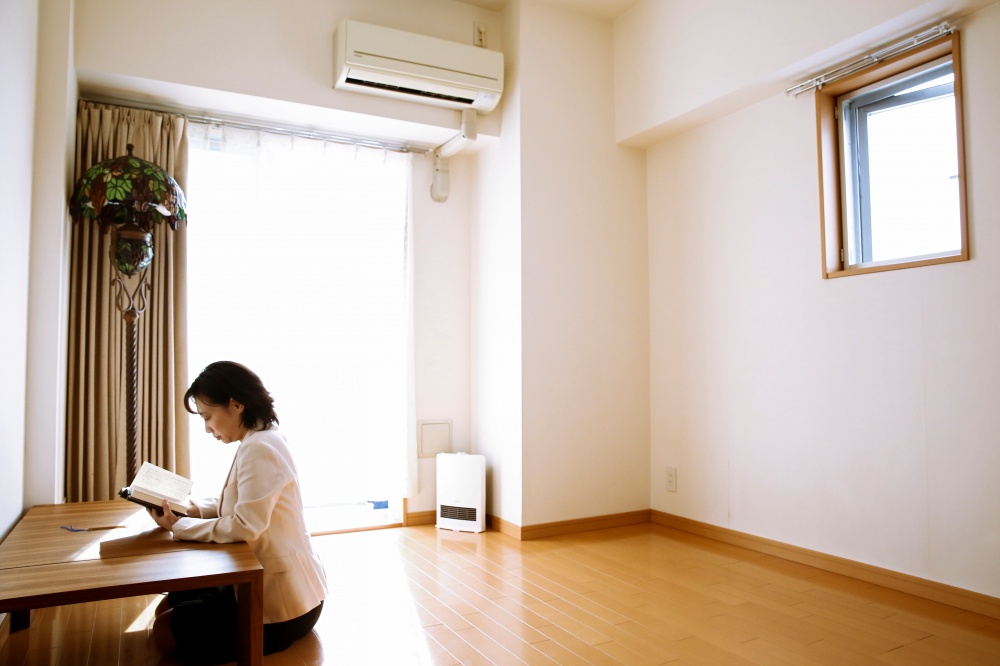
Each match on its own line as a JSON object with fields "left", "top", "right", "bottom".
{"left": 666, "top": 466, "right": 677, "bottom": 493}
{"left": 473, "top": 22, "right": 486, "bottom": 47}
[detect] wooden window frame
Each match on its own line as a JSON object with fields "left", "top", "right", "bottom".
{"left": 815, "top": 32, "right": 968, "bottom": 278}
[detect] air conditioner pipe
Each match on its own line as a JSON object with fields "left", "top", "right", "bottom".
{"left": 431, "top": 109, "right": 478, "bottom": 203}
{"left": 431, "top": 154, "right": 450, "bottom": 203}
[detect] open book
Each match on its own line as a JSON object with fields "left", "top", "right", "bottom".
{"left": 119, "top": 461, "right": 193, "bottom": 516}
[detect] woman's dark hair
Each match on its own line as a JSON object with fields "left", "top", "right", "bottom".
{"left": 184, "top": 361, "right": 279, "bottom": 429}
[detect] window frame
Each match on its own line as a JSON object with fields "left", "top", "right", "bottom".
{"left": 815, "top": 32, "right": 968, "bottom": 278}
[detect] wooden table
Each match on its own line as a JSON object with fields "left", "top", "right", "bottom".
{"left": 0, "top": 500, "right": 263, "bottom": 665}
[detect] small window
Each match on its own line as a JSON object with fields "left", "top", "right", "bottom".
{"left": 816, "top": 33, "right": 968, "bottom": 277}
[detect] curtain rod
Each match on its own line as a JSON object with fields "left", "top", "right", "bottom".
{"left": 785, "top": 22, "right": 954, "bottom": 97}
{"left": 185, "top": 115, "right": 429, "bottom": 155}
{"left": 80, "top": 95, "right": 429, "bottom": 155}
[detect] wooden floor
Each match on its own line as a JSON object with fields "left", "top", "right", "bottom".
{"left": 6, "top": 523, "right": 1000, "bottom": 665}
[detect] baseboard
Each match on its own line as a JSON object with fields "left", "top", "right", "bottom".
{"left": 488, "top": 514, "right": 521, "bottom": 539}
{"left": 516, "top": 510, "right": 652, "bottom": 541}
{"left": 404, "top": 510, "right": 435, "bottom": 526}
{"left": 651, "top": 510, "right": 1000, "bottom": 621}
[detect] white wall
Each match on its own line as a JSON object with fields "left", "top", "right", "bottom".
{"left": 74, "top": 0, "right": 491, "bottom": 109}
{"left": 25, "top": 0, "right": 75, "bottom": 509}
{"left": 469, "top": 0, "right": 524, "bottom": 524}
{"left": 645, "top": 1, "right": 1000, "bottom": 597}
{"left": 73, "top": 0, "right": 503, "bottom": 148}
{"left": 411, "top": 152, "right": 473, "bottom": 508}
{"left": 0, "top": 0, "right": 38, "bottom": 538}
{"left": 615, "top": 0, "right": 1000, "bottom": 146}
{"left": 518, "top": 1, "right": 649, "bottom": 525}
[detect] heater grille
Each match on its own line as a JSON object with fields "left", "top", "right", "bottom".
{"left": 439, "top": 505, "right": 477, "bottom": 522}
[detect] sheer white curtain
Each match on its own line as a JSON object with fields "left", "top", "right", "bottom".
{"left": 184, "top": 123, "right": 416, "bottom": 508}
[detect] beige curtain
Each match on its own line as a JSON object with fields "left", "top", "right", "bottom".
{"left": 66, "top": 100, "right": 190, "bottom": 501}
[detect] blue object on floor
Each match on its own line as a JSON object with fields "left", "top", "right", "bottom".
{"left": 368, "top": 500, "right": 388, "bottom": 510}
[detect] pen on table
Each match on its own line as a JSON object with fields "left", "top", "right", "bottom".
{"left": 60, "top": 524, "right": 128, "bottom": 532}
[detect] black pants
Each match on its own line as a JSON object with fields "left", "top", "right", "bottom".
{"left": 167, "top": 586, "right": 323, "bottom": 664}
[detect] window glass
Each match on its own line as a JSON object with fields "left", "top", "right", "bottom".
{"left": 839, "top": 58, "right": 960, "bottom": 267}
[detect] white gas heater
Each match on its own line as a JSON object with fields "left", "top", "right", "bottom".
{"left": 436, "top": 453, "right": 486, "bottom": 533}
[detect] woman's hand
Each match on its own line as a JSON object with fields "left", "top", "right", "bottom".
{"left": 147, "top": 500, "right": 181, "bottom": 531}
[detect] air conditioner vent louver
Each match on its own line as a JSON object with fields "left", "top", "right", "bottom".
{"left": 440, "top": 505, "right": 478, "bottom": 522}
{"left": 344, "top": 77, "right": 475, "bottom": 105}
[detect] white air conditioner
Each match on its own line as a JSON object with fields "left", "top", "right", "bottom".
{"left": 333, "top": 20, "right": 504, "bottom": 113}
{"left": 436, "top": 453, "right": 486, "bottom": 533}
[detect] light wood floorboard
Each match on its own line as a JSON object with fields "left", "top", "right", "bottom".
{"left": 6, "top": 523, "right": 1000, "bottom": 665}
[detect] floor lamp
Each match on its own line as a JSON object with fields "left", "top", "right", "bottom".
{"left": 70, "top": 144, "right": 187, "bottom": 483}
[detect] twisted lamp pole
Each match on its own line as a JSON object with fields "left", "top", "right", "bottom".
{"left": 70, "top": 144, "right": 187, "bottom": 483}
{"left": 115, "top": 260, "right": 149, "bottom": 482}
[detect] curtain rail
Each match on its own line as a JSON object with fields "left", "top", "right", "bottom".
{"left": 80, "top": 95, "right": 428, "bottom": 155}
{"left": 785, "top": 22, "right": 954, "bottom": 97}
{"left": 185, "top": 116, "right": 429, "bottom": 155}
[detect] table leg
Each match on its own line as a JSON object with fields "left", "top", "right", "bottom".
{"left": 235, "top": 576, "right": 263, "bottom": 666}
{"left": 11, "top": 609, "right": 31, "bottom": 631}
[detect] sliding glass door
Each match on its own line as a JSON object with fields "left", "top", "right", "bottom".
{"left": 184, "top": 124, "right": 414, "bottom": 531}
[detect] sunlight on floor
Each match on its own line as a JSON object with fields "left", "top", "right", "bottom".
{"left": 312, "top": 529, "right": 437, "bottom": 665}
{"left": 124, "top": 595, "right": 161, "bottom": 634}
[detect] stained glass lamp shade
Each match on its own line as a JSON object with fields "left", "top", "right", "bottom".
{"left": 70, "top": 143, "right": 187, "bottom": 274}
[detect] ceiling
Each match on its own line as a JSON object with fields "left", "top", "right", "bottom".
{"left": 458, "top": 0, "right": 641, "bottom": 21}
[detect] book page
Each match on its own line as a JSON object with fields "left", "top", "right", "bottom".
{"left": 131, "top": 461, "right": 193, "bottom": 503}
